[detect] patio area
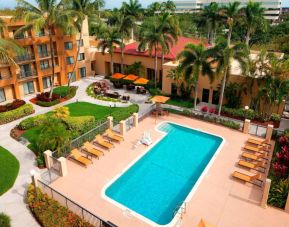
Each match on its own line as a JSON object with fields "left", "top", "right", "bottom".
{"left": 48, "top": 114, "right": 289, "bottom": 227}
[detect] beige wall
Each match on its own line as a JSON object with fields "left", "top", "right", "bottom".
{"left": 1, "top": 85, "right": 14, "bottom": 102}
{"left": 18, "top": 79, "right": 39, "bottom": 97}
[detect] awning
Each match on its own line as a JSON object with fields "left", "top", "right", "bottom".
{"left": 134, "top": 78, "right": 149, "bottom": 85}
{"left": 123, "top": 74, "right": 138, "bottom": 81}
{"left": 111, "top": 73, "right": 125, "bottom": 79}
{"left": 151, "top": 95, "right": 170, "bottom": 103}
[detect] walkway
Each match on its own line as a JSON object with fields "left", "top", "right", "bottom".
{"left": 0, "top": 76, "right": 152, "bottom": 227}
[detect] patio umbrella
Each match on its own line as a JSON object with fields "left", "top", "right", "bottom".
{"left": 134, "top": 78, "right": 149, "bottom": 85}
{"left": 123, "top": 74, "right": 138, "bottom": 81}
{"left": 111, "top": 73, "right": 125, "bottom": 79}
{"left": 151, "top": 95, "right": 170, "bottom": 104}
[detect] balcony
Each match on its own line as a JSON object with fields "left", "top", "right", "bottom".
{"left": 15, "top": 54, "right": 35, "bottom": 63}
{"left": 14, "top": 34, "right": 32, "bottom": 40}
{"left": 17, "top": 70, "right": 37, "bottom": 80}
{"left": 38, "top": 51, "right": 58, "bottom": 59}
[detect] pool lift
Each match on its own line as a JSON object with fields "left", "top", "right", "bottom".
{"left": 134, "top": 131, "right": 153, "bottom": 149}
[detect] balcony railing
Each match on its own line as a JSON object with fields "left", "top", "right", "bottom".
{"left": 17, "top": 70, "right": 37, "bottom": 79}
{"left": 14, "top": 34, "right": 31, "bottom": 40}
{"left": 15, "top": 54, "right": 35, "bottom": 63}
{"left": 38, "top": 51, "right": 58, "bottom": 58}
{"left": 35, "top": 32, "right": 48, "bottom": 37}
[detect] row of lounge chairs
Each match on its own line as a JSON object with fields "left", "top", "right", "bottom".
{"left": 69, "top": 129, "right": 124, "bottom": 167}
{"left": 232, "top": 137, "right": 271, "bottom": 187}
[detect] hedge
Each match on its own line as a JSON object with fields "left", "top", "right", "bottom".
{"left": 36, "top": 99, "right": 60, "bottom": 107}
{"left": 26, "top": 185, "right": 94, "bottom": 227}
{"left": 18, "top": 114, "right": 47, "bottom": 130}
{"left": 221, "top": 106, "right": 255, "bottom": 120}
{"left": 0, "top": 213, "right": 11, "bottom": 227}
{"left": 64, "top": 116, "right": 96, "bottom": 138}
{"left": 0, "top": 104, "right": 34, "bottom": 125}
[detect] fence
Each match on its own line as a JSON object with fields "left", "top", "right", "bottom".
{"left": 38, "top": 180, "right": 117, "bottom": 227}
{"left": 139, "top": 104, "right": 156, "bottom": 122}
{"left": 126, "top": 116, "right": 134, "bottom": 131}
{"left": 249, "top": 123, "right": 267, "bottom": 138}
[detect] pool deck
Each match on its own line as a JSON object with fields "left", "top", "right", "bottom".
{"left": 50, "top": 114, "right": 289, "bottom": 227}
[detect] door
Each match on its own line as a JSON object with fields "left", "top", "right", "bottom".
{"left": 212, "top": 90, "right": 219, "bottom": 105}
{"left": 202, "top": 88, "right": 210, "bottom": 103}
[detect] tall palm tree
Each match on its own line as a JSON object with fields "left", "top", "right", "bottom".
{"left": 121, "top": 0, "right": 142, "bottom": 40}
{"left": 241, "top": 1, "right": 266, "bottom": 46}
{"left": 221, "top": 1, "right": 241, "bottom": 46}
{"left": 138, "top": 18, "right": 174, "bottom": 88}
{"left": 97, "top": 26, "right": 121, "bottom": 75}
{"left": 0, "top": 18, "right": 23, "bottom": 66}
{"left": 16, "top": 0, "right": 77, "bottom": 98}
{"left": 146, "top": 2, "right": 162, "bottom": 16}
{"left": 161, "top": 0, "right": 176, "bottom": 13}
{"left": 178, "top": 44, "right": 214, "bottom": 110}
{"left": 209, "top": 40, "right": 249, "bottom": 115}
{"left": 200, "top": 2, "right": 222, "bottom": 45}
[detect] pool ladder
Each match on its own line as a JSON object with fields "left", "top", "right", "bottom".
{"left": 173, "top": 202, "right": 187, "bottom": 220}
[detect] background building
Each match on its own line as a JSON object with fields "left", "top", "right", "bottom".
{"left": 0, "top": 16, "right": 92, "bottom": 102}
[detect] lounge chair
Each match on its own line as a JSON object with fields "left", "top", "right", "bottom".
{"left": 247, "top": 138, "right": 270, "bottom": 146}
{"left": 105, "top": 129, "right": 124, "bottom": 142}
{"left": 70, "top": 149, "right": 92, "bottom": 167}
{"left": 197, "top": 219, "right": 215, "bottom": 227}
{"left": 232, "top": 171, "right": 262, "bottom": 186}
{"left": 241, "top": 152, "right": 268, "bottom": 161}
{"left": 238, "top": 160, "right": 266, "bottom": 172}
{"left": 243, "top": 145, "right": 268, "bottom": 154}
{"left": 82, "top": 142, "right": 104, "bottom": 159}
{"left": 94, "top": 134, "right": 114, "bottom": 149}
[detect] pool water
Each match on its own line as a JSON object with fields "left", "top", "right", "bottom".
{"left": 105, "top": 122, "right": 223, "bottom": 225}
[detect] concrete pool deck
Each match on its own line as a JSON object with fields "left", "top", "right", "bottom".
{"left": 49, "top": 114, "right": 289, "bottom": 227}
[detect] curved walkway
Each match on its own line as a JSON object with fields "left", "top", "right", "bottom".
{"left": 0, "top": 76, "right": 152, "bottom": 227}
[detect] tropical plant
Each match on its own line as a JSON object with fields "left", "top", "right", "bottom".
{"left": 241, "top": 1, "right": 266, "bottom": 46}
{"left": 161, "top": 0, "right": 176, "bottom": 13}
{"left": 52, "top": 106, "right": 70, "bottom": 120}
{"left": 146, "top": 2, "right": 162, "bottom": 16}
{"left": 124, "top": 61, "right": 145, "bottom": 76}
{"left": 0, "top": 213, "right": 11, "bottom": 227}
{"left": 268, "top": 178, "right": 289, "bottom": 208}
{"left": 167, "top": 65, "right": 184, "bottom": 96}
{"left": 16, "top": 0, "right": 78, "bottom": 98}
{"left": 209, "top": 39, "right": 249, "bottom": 115}
{"left": 224, "top": 82, "right": 246, "bottom": 108}
{"left": 97, "top": 25, "right": 121, "bottom": 75}
{"left": 177, "top": 43, "right": 214, "bottom": 109}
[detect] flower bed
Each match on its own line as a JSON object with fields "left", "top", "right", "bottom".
{"left": 26, "top": 184, "right": 93, "bottom": 227}
{"left": 0, "top": 104, "right": 34, "bottom": 125}
{"left": 268, "top": 131, "right": 289, "bottom": 209}
{"left": 0, "top": 99, "right": 26, "bottom": 113}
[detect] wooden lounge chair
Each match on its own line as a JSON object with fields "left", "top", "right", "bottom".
{"left": 232, "top": 171, "right": 262, "bottom": 186}
{"left": 94, "top": 134, "right": 114, "bottom": 149}
{"left": 238, "top": 160, "right": 266, "bottom": 172}
{"left": 82, "top": 142, "right": 104, "bottom": 159}
{"left": 247, "top": 138, "right": 270, "bottom": 146}
{"left": 241, "top": 152, "right": 268, "bottom": 161}
{"left": 105, "top": 129, "right": 124, "bottom": 142}
{"left": 243, "top": 145, "right": 268, "bottom": 154}
{"left": 70, "top": 149, "right": 92, "bottom": 167}
{"left": 197, "top": 219, "right": 215, "bottom": 227}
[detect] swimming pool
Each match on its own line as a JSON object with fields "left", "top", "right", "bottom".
{"left": 104, "top": 122, "right": 224, "bottom": 226}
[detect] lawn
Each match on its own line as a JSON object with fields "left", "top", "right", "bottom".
{"left": 166, "top": 99, "right": 194, "bottom": 108}
{"left": 0, "top": 146, "right": 20, "bottom": 195}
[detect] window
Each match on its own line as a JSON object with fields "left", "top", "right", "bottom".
{"left": 38, "top": 44, "right": 48, "bottom": 57}
{"left": 36, "top": 28, "right": 45, "bottom": 37}
{"left": 67, "top": 72, "right": 76, "bottom": 82}
{"left": 0, "top": 88, "right": 6, "bottom": 102}
{"left": 113, "top": 63, "right": 121, "bottom": 73}
{"left": 77, "top": 53, "right": 85, "bottom": 61}
{"left": 66, "top": 56, "right": 74, "bottom": 65}
{"left": 20, "top": 64, "right": 32, "bottom": 77}
{"left": 40, "top": 60, "right": 50, "bottom": 70}
{"left": 147, "top": 68, "right": 155, "bottom": 80}
{"left": 23, "top": 81, "right": 35, "bottom": 95}
{"left": 64, "top": 42, "right": 73, "bottom": 50}
{"left": 43, "top": 77, "right": 52, "bottom": 89}
{"left": 77, "top": 39, "right": 84, "bottom": 47}
{"left": 79, "top": 67, "right": 86, "bottom": 78}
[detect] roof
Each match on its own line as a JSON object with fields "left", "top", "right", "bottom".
{"left": 114, "top": 37, "right": 210, "bottom": 61}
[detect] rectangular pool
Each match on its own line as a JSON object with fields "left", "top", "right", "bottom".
{"left": 104, "top": 122, "right": 223, "bottom": 225}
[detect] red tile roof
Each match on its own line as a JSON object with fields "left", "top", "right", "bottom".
{"left": 114, "top": 37, "right": 210, "bottom": 60}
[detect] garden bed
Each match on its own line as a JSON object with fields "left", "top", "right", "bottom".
{"left": 0, "top": 103, "right": 34, "bottom": 125}
{"left": 30, "top": 86, "right": 78, "bottom": 107}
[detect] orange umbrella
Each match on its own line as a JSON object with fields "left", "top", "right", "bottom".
{"left": 111, "top": 73, "right": 125, "bottom": 79}
{"left": 134, "top": 78, "right": 149, "bottom": 85}
{"left": 123, "top": 74, "right": 138, "bottom": 81}
{"left": 151, "top": 95, "right": 170, "bottom": 103}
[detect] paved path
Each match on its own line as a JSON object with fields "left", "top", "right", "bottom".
{"left": 0, "top": 77, "right": 152, "bottom": 227}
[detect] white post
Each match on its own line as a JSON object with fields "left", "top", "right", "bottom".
{"left": 266, "top": 124, "right": 274, "bottom": 142}
{"left": 58, "top": 157, "right": 68, "bottom": 177}
{"left": 260, "top": 178, "right": 271, "bottom": 208}
{"left": 30, "top": 169, "right": 39, "bottom": 197}
{"left": 120, "top": 120, "right": 126, "bottom": 137}
{"left": 107, "top": 116, "right": 113, "bottom": 129}
{"left": 243, "top": 119, "right": 250, "bottom": 134}
{"left": 133, "top": 113, "right": 138, "bottom": 127}
{"left": 44, "top": 150, "right": 52, "bottom": 169}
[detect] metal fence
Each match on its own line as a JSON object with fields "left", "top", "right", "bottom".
{"left": 249, "top": 123, "right": 267, "bottom": 138}
{"left": 139, "top": 104, "right": 156, "bottom": 122}
{"left": 126, "top": 116, "right": 134, "bottom": 131}
{"left": 38, "top": 180, "right": 117, "bottom": 227}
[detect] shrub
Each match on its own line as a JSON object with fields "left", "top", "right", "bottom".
{"left": 0, "top": 213, "right": 11, "bottom": 227}
{"left": 36, "top": 99, "right": 60, "bottom": 107}
{"left": 0, "top": 104, "right": 34, "bottom": 125}
{"left": 219, "top": 119, "right": 241, "bottom": 130}
{"left": 209, "top": 107, "right": 216, "bottom": 114}
{"left": 268, "top": 178, "right": 289, "bottom": 208}
{"left": 221, "top": 106, "right": 255, "bottom": 120}
{"left": 26, "top": 184, "right": 94, "bottom": 227}
{"left": 64, "top": 116, "right": 95, "bottom": 138}
{"left": 53, "top": 86, "right": 70, "bottom": 97}
{"left": 36, "top": 92, "right": 60, "bottom": 102}
{"left": 65, "top": 86, "right": 78, "bottom": 99}
{"left": 271, "top": 113, "right": 281, "bottom": 122}
{"left": 18, "top": 114, "right": 46, "bottom": 130}
{"left": 201, "top": 106, "right": 208, "bottom": 112}
{"left": 0, "top": 99, "right": 26, "bottom": 113}
{"left": 183, "top": 109, "right": 192, "bottom": 116}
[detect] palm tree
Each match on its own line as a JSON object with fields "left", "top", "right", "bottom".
{"left": 138, "top": 18, "right": 174, "bottom": 88}
{"left": 16, "top": 0, "right": 77, "bottom": 98}
{"left": 221, "top": 1, "right": 241, "bottom": 46}
{"left": 178, "top": 44, "right": 214, "bottom": 109}
{"left": 241, "top": 1, "right": 266, "bottom": 46}
{"left": 161, "top": 0, "right": 176, "bottom": 13}
{"left": 121, "top": 0, "right": 142, "bottom": 40}
{"left": 146, "top": 2, "right": 162, "bottom": 16}
{"left": 0, "top": 18, "right": 23, "bottom": 66}
{"left": 97, "top": 26, "right": 121, "bottom": 75}
{"left": 209, "top": 39, "right": 249, "bottom": 116}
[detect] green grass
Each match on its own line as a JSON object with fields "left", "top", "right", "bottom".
{"left": 166, "top": 99, "right": 194, "bottom": 108}
{"left": 0, "top": 146, "right": 20, "bottom": 196}
{"left": 53, "top": 86, "right": 70, "bottom": 97}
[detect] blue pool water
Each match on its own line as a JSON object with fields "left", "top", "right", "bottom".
{"left": 105, "top": 122, "right": 223, "bottom": 225}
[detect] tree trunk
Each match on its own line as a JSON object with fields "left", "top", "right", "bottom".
{"left": 245, "top": 29, "right": 250, "bottom": 46}
{"left": 154, "top": 46, "right": 158, "bottom": 89}
{"left": 68, "top": 22, "right": 83, "bottom": 88}
{"left": 121, "top": 38, "right": 125, "bottom": 74}
{"left": 227, "top": 26, "right": 232, "bottom": 47}
{"left": 218, "top": 69, "right": 228, "bottom": 116}
{"left": 110, "top": 52, "right": 114, "bottom": 75}
{"left": 48, "top": 27, "right": 55, "bottom": 99}
{"left": 161, "top": 52, "right": 164, "bottom": 81}
{"left": 194, "top": 80, "right": 198, "bottom": 110}
{"left": 131, "top": 27, "right": 134, "bottom": 41}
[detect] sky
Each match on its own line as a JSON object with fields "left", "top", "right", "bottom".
{"left": 0, "top": 0, "right": 288, "bottom": 9}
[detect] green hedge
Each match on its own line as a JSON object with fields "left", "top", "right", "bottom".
{"left": 18, "top": 114, "right": 47, "bottom": 130}
{"left": 219, "top": 119, "right": 241, "bottom": 130}
{"left": 64, "top": 116, "right": 95, "bottom": 138}
{"left": 222, "top": 106, "right": 255, "bottom": 120}
{"left": 53, "top": 86, "right": 70, "bottom": 97}
{"left": 0, "top": 104, "right": 34, "bottom": 125}
{"left": 36, "top": 99, "right": 60, "bottom": 107}
{"left": 0, "top": 213, "right": 11, "bottom": 227}
{"left": 26, "top": 185, "right": 93, "bottom": 227}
